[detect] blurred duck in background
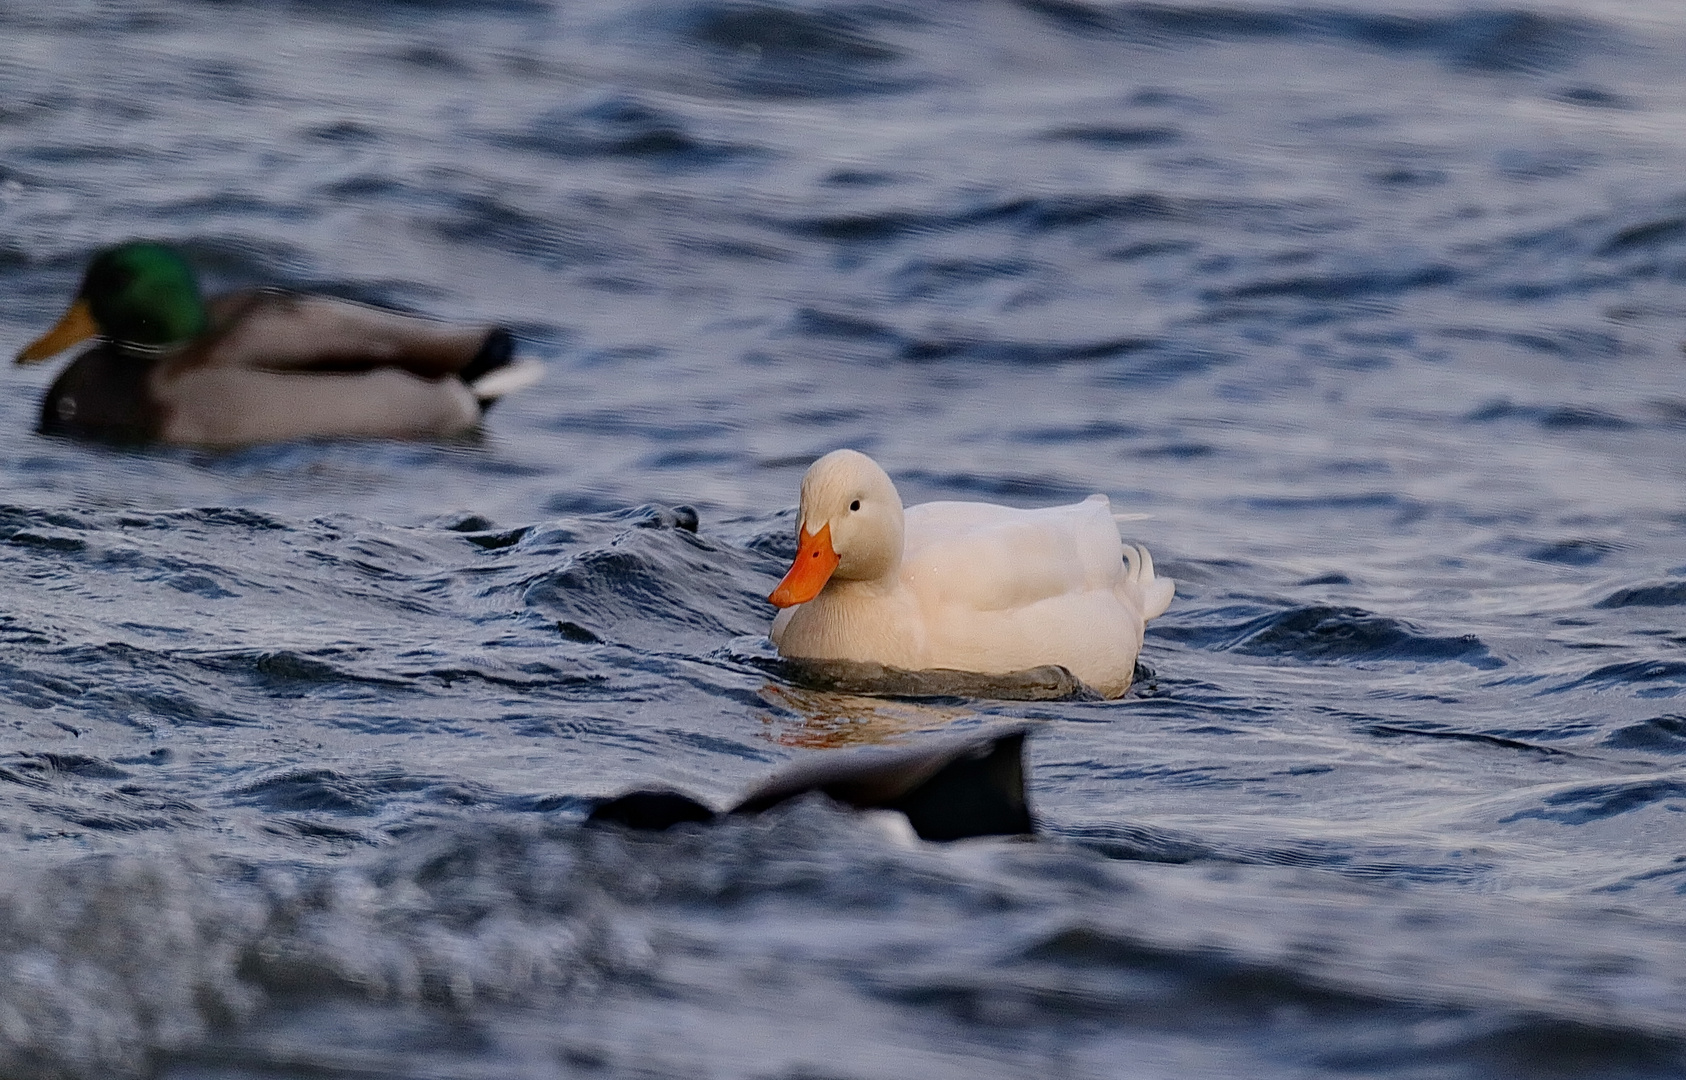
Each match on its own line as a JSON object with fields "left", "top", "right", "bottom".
{"left": 768, "top": 449, "right": 1174, "bottom": 699}
{"left": 14, "top": 241, "right": 539, "bottom": 447}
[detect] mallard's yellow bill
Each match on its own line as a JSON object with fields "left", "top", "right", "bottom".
{"left": 16, "top": 299, "right": 98, "bottom": 365}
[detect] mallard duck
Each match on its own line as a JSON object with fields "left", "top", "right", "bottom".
{"left": 14, "top": 242, "right": 540, "bottom": 447}
{"left": 768, "top": 449, "right": 1174, "bottom": 698}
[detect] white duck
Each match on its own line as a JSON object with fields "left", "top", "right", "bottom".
{"left": 768, "top": 449, "right": 1174, "bottom": 698}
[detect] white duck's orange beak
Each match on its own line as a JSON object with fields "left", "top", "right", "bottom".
{"left": 769, "top": 522, "right": 839, "bottom": 607}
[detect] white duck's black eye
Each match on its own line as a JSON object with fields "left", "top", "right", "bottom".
{"left": 849, "top": 499, "right": 860, "bottom": 511}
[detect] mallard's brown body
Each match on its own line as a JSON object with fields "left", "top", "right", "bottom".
{"left": 36, "top": 291, "right": 514, "bottom": 447}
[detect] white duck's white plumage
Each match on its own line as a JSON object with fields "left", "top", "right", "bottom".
{"left": 768, "top": 449, "right": 1174, "bottom": 698}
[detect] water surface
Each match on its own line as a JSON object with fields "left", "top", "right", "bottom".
{"left": 3, "top": 0, "right": 1686, "bottom": 1076}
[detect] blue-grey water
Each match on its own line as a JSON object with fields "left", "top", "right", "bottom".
{"left": 3, "top": 0, "right": 1686, "bottom": 1076}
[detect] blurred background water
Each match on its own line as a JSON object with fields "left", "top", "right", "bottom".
{"left": 3, "top": 0, "right": 1686, "bottom": 1076}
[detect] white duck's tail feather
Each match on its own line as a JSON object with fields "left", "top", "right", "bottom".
{"left": 1121, "top": 543, "right": 1175, "bottom": 620}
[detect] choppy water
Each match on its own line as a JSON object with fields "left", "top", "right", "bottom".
{"left": 4, "top": 0, "right": 1686, "bottom": 1075}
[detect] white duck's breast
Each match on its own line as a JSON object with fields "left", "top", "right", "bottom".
{"left": 769, "top": 577, "right": 928, "bottom": 669}
{"left": 900, "top": 495, "right": 1124, "bottom": 612}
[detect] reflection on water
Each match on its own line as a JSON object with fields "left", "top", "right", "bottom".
{"left": 756, "top": 681, "right": 977, "bottom": 748}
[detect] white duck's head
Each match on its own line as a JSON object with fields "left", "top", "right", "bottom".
{"left": 768, "top": 449, "right": 906, "bottom": 607}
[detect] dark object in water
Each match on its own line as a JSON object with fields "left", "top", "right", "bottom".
{"left": 587, "top": 725, "right": 1035, "bottom": 841}
{"left": 585, "top": 789, "right": 719, "bottom": 831}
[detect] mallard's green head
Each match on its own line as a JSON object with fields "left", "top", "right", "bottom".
{"left": 16, "top": 242, "right": 209, "bottom": 365}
